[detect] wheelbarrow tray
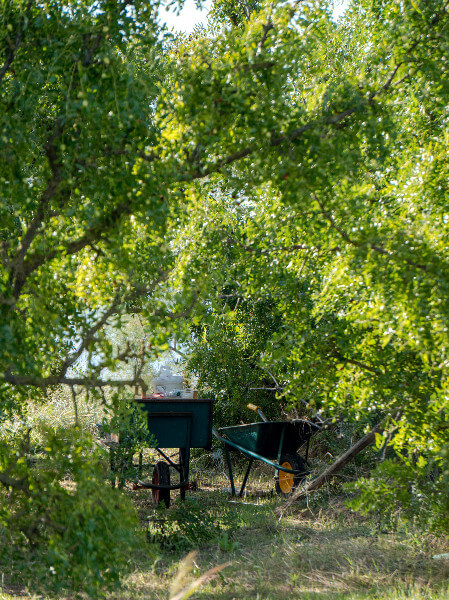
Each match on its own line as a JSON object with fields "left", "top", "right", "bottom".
{"left": 219, "top": 420, "right": 319, "bottom": 460}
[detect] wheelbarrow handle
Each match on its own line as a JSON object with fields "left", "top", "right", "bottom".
{"left": 247, "top": 403, "right": 268, "bottom": 422}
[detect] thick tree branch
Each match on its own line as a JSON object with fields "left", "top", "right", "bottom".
{"left": 184, "top": 10, "right": 447, "bottom": 184}
{"left": 4, "top": 271, "right": 170, "bottom": 390}
{"left": 13, "top": 199, "right": 138, "bottom": 293}
{"left": 6, "top": 24, "right": 111, "bottom": 298}
{"left": 3, "top": 370, "right": 141, "bottom": 389}
{"left": 0, "top": 470, "right": 29, "bottom": 492}
{"left": 10, "top": 128, "right": 67, "bottom": 298}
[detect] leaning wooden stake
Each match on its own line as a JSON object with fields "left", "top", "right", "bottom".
{"left": 276, "top": 420, "right": 385, "bottom": 516}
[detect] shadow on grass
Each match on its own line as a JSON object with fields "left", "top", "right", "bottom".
{"left": 125, "top": 489, "right": 449, "bottom": 600}
{"left": 2, "top": 487, "right": 449, "bottom": 600}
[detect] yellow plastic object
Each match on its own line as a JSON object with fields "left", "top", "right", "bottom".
{"left": 278, "top": 461, "right": 294, "bottom": 494}
{"left": 247, "top": 403, "right": 259, "bottom": 411}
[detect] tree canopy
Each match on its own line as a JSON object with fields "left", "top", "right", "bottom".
{"left": 177, "top": 0, "right": 449, "bottom": 526}
{"left": 1, "top": 0, "right": 449, "bottom": 591}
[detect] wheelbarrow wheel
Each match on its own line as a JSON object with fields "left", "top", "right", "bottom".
{"left": 275, "top": 454, "right": 308, "bottom": 498}
{"left": 152, "top": 461, "right": 171, "bottom": 508}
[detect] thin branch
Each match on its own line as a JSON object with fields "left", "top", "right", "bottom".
{"left": 224, "top": 232, "right": 311, "bottom": 254}
{"left": 340, "top": 356, "right": 381, "bottom": 375}
{"left": 249, "top": 386, "right": 280, "bottom": 390}
{"left": 57, "top": 292, "right": 123, "bottom": 379}
{"left": 256, "top": 1, "right": 275, "bottom": 55}
{"left": 169, "top": 345, "right": 187, "bottom": 358}
{"left": 256, "top": 22, "right": 275, "bottom": 55}
{"left": 236, "top": 0, "right": 251, "bottom": 21}
{"left": 4, "top": 269, "right": 170, "bottom": 391}
{"left": 185, "top": 106, "right": 359, "bottom": 181}
{"left": 70, "top": 385, "right": 79, "bottom": 425}
{"left": 315, "top": 194, "right": 429, "bottom": 272}
{"left": 332, "top": 349, "right": 381, "bottom": 376}
{"left": 152, "top": 290, "right": 199, "bottom": 321}
{"left": 236, "top": 60, "right": 275, "bottom": 72}
{"left": 261, "top": 366, "right": 280, "bottom": 388}
{"left": 314, "top": 194, "right": 358, "bottom": 247}
{"left": 371, "top": 243, "right": 428, "bottom": 272}
{"left": 368, "top": 38, "right": 422, "bottom": 102}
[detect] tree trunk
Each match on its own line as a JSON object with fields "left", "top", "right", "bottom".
{"left": 276, "top": 420, "right": 385, "bottom": 515}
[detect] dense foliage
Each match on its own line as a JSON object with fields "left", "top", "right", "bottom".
{"left": 176, "top": 0, "right": 449, "bottom": 526}
{"left": 1, "top": 0, "right": 449, "bottom": 591}
{"left": 0, "top": 426, "right": 142, "bottom": 595}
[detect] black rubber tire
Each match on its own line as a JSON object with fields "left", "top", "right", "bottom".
{"left": 275, "top": 454, "right": 308, "bottom": 498}
{"left": 152, "top": 461, "right": 171, "bottom": 508}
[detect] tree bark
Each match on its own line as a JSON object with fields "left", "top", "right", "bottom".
{"left": 276, "top": 420, "right": 385, "bottom": 515}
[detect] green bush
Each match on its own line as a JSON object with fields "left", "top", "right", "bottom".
{"left": 347, "top": 446, "right": 449, "bottom": 533}
{"left": 104, "top": 399, "right": 152, "bottom": 488}
{"left": 0, "top": 425, "right": 144, "bottom": 597}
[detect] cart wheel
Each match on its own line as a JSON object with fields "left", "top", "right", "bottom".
{"left": 152, "top": 461, "right": 171, "bottom": 508}
{"left": 275, "top": 454, "right": 308, "bottom": 498}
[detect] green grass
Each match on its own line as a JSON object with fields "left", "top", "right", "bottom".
{"left": 1, "top": 466, "right": 449, "bottom": 600}
{"left": 114, "top": 489, "right": 449, "bottom": 600}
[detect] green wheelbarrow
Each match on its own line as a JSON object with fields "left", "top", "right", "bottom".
{"left": 133, "top": 397, "right": 213, "bottom": 508}
{"left": 213, "top": 404, "right": 321, "bottom": 498}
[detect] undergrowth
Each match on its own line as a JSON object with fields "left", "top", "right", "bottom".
{"left": 147, "top": 494, "right": 270, "bottom": 554}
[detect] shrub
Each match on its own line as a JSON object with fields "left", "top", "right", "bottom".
{"left": 0, "top": 425, "right": 144, "bottom": 597}
{"left": 348, "top": 445, "right": 449, "bottom": 533}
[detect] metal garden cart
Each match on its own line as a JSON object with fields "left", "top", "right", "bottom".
{"left": 213, "top": 404, "right": 321, "bottom": 498}
{"left": 134, "top": 397, "right": 213, "bottom": 508}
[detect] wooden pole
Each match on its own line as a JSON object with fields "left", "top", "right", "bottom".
{"left": 276, "top": 419, "right": 385, "bottom": 516}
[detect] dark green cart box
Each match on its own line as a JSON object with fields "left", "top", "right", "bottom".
{"left": 135, "top": 398, "right": 213, "bottom": 450}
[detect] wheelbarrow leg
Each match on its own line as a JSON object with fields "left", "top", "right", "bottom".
{"left": 224, "top": 445, "right": 236, "bottom": 496}
{"left": 239, "top": 458, "right": 254, "bottom": 497}
{"left": 179, "top": 447, "right": 190, "bottom": 501}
